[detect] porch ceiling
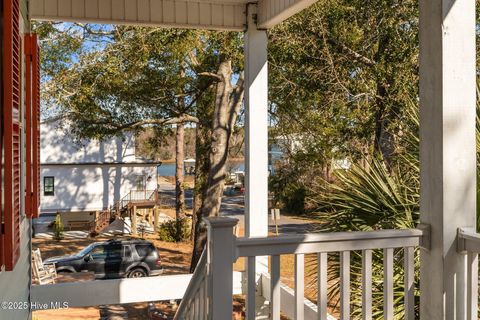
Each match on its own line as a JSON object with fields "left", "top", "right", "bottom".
{"left": 28, "top": 0, "right": 316, "bottom": 30}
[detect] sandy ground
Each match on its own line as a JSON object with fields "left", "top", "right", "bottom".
{"left": 33, "top": 307, "right": 101, "bottom": 320}
{"left": 160, "top": 175, "right": 195, "bottom": 188}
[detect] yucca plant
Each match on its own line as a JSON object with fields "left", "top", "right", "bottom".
{"left": 306, "top": 84, "right": 480, "bottom": 319}
{"left": 304, "top": 95, "right": 421, "bottom": 319}
{"left": 308, "top": 157, "right": 419, "bottom": 319}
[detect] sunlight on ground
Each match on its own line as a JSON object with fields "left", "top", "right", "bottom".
{"left": 33, "top": 307, "right": 100, "bottom": 320}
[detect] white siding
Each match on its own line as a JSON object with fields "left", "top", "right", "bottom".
{"left": 40, "top": 122, "right": 158, "bottom": 213}
{"left": 257, "top": 0, "right": 316, "bottom": 29}
{"left": 41, "top": 122, "right": 136, "bottom": 164}
{"left": 40, "top": 164, "right": 157, "bottom": 213}
{"left": 0, "top": 220, "right": 32, "bottom": 320}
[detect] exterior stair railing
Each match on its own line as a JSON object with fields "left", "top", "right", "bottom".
{"left": 89, "top": 189, "right": 159, "bottom": 233}
{"left": 88, "top": 208, "right": 113, "bottom": 234}
{"left": 174, "top": 249, "right": 208, "bottom": 318}
{"left": 175, "top": 217, "right": 430, "bottom": 320}
{"left": 113, "top": 188, "right": 158, "bottom": 216}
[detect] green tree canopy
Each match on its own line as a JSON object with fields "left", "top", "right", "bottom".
{"left": 268, "top": 0, "right": 418, "bottom": 168}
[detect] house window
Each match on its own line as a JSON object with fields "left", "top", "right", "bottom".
{"left": 135, "top": 175, "right": 145, "bottom": 191}
{"left": 44, "top": 176, "right": 55, "bottom": 196}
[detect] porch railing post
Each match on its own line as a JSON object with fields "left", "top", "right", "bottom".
{"left": 204, "top": 217, "right": 238, "bottom": 320}
{"left": 419, "top": 0, "right": 476, "bottom": 317}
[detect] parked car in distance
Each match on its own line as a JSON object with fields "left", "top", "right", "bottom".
{"left": 43, "top": 239, "right": 163, "bottom": 279}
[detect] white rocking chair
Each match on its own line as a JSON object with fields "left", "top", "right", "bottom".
{"left": 32, "top": 248, "right": 57, "bottom": 285}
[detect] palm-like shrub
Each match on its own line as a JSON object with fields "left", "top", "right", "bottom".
{"left": 308, "top": 157, "right": 419, "bottom": 318}
{"left": 306, "top": 85, "right": 480, "bottom": 318}
{"left": 301, "top": 78, "right": 480, "bottom": 318}
{"left": 310, "top": 158, "right": 419, "bottom": 231}
{"left": 307, "top": 98, "right": 420, "bottom": 318}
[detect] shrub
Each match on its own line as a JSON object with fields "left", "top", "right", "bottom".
{"left": 307, "top": 157, "right": 420, "bottom": 319}
{"left": 158, "top": 218, "right": 191, "bottom": 242}
{"left": 282, "top": 184, "right": 306, "bottom": 214}
{"left": 269, "top": 166, "right": 308, "bottom": 215}
{"left": 307, "top": 100, "right": 421, "bottom": 319}
{"left": 53, "top": 215, "right": 64, "bottom": 240}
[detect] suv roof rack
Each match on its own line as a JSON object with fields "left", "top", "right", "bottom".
{"left": 105, "top": 239, "right": 121, "bottom": 243}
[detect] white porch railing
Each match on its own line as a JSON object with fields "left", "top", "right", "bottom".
{"left": 30, "top": 267, "right": 244, "bottom": 311}
{"left": 174, "top": 250, "right": 209, "bottom": 318}
{"left": 177, "top": 217, "right": 430, "bottom": 320}
{"left": 456, "top": 228, "right": 480, "bottom": 320}
{"left": 31, "top": 274, "right": 193, "bottom": 307}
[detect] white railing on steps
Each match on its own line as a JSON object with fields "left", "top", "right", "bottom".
{"left": 175, "top": 217, "right": 430, "bottom": 320}
{"left": 174, "top": 249, "right": 208, "bottom": 319}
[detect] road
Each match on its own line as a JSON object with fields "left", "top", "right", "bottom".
{"left": 158, "top": 183, "right": 320, "bottom": 235}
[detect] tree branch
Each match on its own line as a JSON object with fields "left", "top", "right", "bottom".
{"left": 198, "top": 72, "right": 222, "bottom": 81}
{"left": 74, "top": 23, "right": 116, "bottom": 37}
{"left": 228, "top": 72, "right": 245, "bottom": 131}
{"left": 326, "top": 37, "right": 376, "bottom": 67}
{"left": 121, "top": 115, "right": 200, "bottom": 129}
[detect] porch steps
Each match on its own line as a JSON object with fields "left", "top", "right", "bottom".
{"left": 99, "top": 305, "right": 128, "bottom": 320}
{"left": 101, "top": 218, "right": 129, "bottom": 235}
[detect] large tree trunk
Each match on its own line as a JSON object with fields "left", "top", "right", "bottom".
{"left": 373, "top": 78, "right": 399, "bottom": 166}
{"left": 191, "top": 126, "right": 208, "bottom": 238}
{"left": 190, "top": 57, "right": 244, "bottom": 271}
{"left": 372, "top": 29, "right": 398, "bottom": 166}
{"left": 190, "top": 85, "right": 215, "bottom": 258}
{"left": 190, "top": 124, "right": 211, "bottom": 271}
{"left": 175, "top": 122, "right": 186, "bottom": 219}
{"left": 200, "top": 60, "right": 233, "bottom": 218}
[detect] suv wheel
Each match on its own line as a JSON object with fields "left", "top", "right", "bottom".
{"left": 128, "top": 268, "right": 147, "bottom": 278}
{"left": 57, "top": 269, "right": 73, "bottom": 274}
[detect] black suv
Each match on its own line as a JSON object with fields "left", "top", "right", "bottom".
{"left": 43, "top": 239, "right": 163, "bottom": 279}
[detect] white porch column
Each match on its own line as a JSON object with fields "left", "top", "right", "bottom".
{"left": 419, "top": 0, "right": 476, "bottom": 318}
{"left": 244, "top": 5, "right": 269, "bottom": 247}
{"left": 244, "top": 4, "right": 269, "bottom": 318}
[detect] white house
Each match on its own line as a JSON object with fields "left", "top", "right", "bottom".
{"left": 40, "top": 120, "right": 159, "bottom": 215}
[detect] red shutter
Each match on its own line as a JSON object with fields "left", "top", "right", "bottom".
{"left": 0, "top": 0, "right": 3, "bottom": 270}
{"left": 24, "top": 34, "right": 33, "bottom": 218}
{"left": 24, "top": 33, "right": 40, "bottom": 219}
{"left": 32, "top": 34, "right": 40, "bottom": 219}
{"left": 3, "top": 0, "right": 22, "bottom": 271}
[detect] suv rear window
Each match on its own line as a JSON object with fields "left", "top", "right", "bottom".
{"left": 135, "top": 244, "right": 156, "bottom": 257}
